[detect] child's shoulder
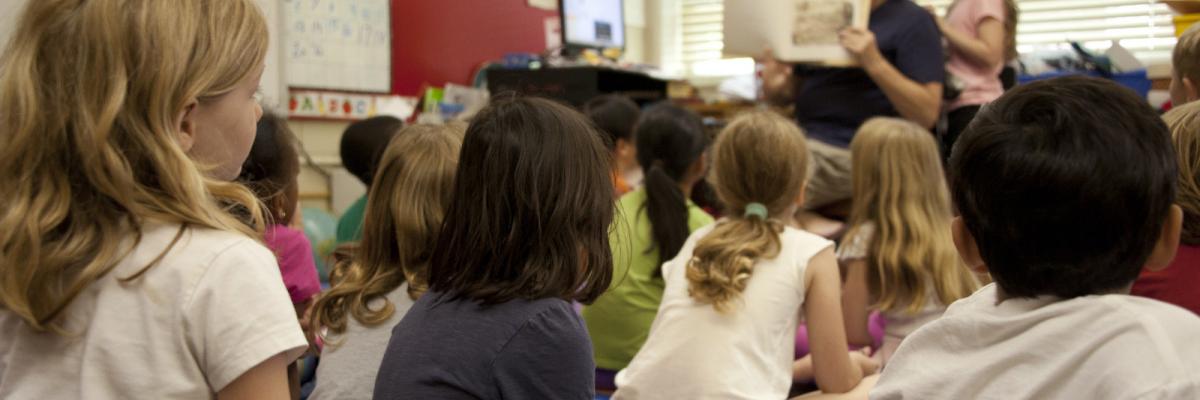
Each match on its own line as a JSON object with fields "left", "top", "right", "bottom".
{"left": 127, "top": 222, "right": 278, "bottom": 285}
{"left": 137, "top": 222, "right": 268, "bottom": 261}
{"left": 780, "top": 224, "right": 835, "bottom": 253}
{"left": 1099, "top": 295, "right": 1200, "bottom": 345}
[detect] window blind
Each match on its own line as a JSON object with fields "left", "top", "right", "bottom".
{"left": 679, "top": 0, "right": 1177, "bottom": 78}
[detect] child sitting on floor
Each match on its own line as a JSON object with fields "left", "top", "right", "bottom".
{"left": 614, "top": 111, "right": 877, "bottom": 399}
{"left": 839, "top": 117, "right": 978, "bottom": 365}
{"left": 871, "top": 76, "right": 1200, "bottom": 399}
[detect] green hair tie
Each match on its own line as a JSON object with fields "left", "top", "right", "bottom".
{"left": 744, "top": 202, "right": 768, "bottom": 219}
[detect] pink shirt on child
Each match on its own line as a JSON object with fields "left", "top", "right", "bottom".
{"left": 945, "top": 0, "right": 1006, "bottom": 110}
{"left": 264, "top": 224, "right": 322, "bottom": 304}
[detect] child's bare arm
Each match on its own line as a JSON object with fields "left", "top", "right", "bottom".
{"left": 840, "top": 259, "right": 874, "bottom": 347}
{"left": 803, "top": 247, "right": 864, "bottom": 393}
{"left": 217, "top": 353, "right": 292, "bottom": 400}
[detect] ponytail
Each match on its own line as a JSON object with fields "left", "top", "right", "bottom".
{"left": 686, "top": 110, "right": 810, "bottom": 312}
{"left": 643, "top": 162, "right": 692, "bottom": 269}
{"left": 633, "top": 104, "right": 708, "bottom": 272}
{"left": 686, "top": 209, "right": 783, "bottom": 312}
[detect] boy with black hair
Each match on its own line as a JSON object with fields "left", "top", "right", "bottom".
{"left": 871, "top": 76, "right": 1200, "bottom": 399}
{"left": 335, "top": 116, "right": 403, "bottom": 244}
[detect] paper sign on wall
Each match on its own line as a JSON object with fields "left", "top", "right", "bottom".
{"left": 529, "top": 0, "right": 558, "bottom": 10}
{"left": 289, "top": 90, "right": 417, "bottom": 120}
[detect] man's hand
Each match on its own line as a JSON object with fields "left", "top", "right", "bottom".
{"left": 759, "top": 47, "right": 796, "bottom": 106}
{"left": 839, "top": 27, "right": 884, "bottom": 68}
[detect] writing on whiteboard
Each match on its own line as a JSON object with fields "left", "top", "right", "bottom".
{"left": 284, "top": 0, "right": 391, "bottom": 92}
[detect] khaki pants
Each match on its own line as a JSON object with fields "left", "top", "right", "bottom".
{"left": 804, "top": 139, "right": 853, "bottom": 210}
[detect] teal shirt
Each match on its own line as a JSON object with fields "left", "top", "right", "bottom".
{"left": 336, "top": 195, "right": 368, "bottom": 245}
{"left": 582, "top": 189, "right": 714, "bottom": 371}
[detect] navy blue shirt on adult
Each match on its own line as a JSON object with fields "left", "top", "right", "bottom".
{"left": 794, "top": 0, "right": 944, "bottom": 148}
{"left": 372, "top": 291, "right": 595, "bottom": 400}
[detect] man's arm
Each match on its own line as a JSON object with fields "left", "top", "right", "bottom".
{"left": 839, "top": 27, "right": 943, "bottom": 129}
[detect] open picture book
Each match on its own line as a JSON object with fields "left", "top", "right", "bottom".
{"left": 724, "top": 0, "right": 872, "bottom": 67}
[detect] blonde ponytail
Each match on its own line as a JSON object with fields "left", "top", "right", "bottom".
{"left": 686, "top": 111, "right": 809, "bottom": 312}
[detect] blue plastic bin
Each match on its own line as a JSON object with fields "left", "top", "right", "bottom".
{"left": 1017, "top": 69, "right": 1151, "bottom": 99}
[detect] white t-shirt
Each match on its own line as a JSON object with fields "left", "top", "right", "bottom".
{"left": 310, "top": 284, "right": 415, "bottom": 400}
{"left": 837, "top": 222, "right": 947, "bottom": 363}
{"left": 871, "top": 283, "right": 1200, "bottom": 400}
{"left": 613, "top": 223, "right": 833, "bottom": 400}
{"left": 0, "top": 223, "right": 308, "bottom": 399}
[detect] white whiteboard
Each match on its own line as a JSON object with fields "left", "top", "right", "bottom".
{"left": 284, "top": 0, "right": 391, "bottom": 92}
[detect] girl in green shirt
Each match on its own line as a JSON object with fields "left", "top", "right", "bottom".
{"left": 582, "top": 104, "right": 714, "bottom": 391}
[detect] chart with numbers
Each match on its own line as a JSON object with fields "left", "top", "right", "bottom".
{"left": 284, "top": 0, "right": 391, "bottom": 92}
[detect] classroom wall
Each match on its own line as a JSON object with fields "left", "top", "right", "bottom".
{"left": 296, "top": 0, "right": 651, "bottom": 216}
{"left": 389, "top": 0, "right": 559, "bottom": 96}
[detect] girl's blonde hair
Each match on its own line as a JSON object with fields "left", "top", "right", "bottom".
{"left": 0, "top": 0, "right": 269, "bottom": 332}
{"left": 1163, "top": 101, "right": 1200, "bottom": 245}
{"left": 848, "top": 118, "right": 978, "bottom": 315}
{"left": 686, "top": 111, "right": 808, "bottom": 312}
{"left": 311, "top": 124, "right": 463, "bottom": 338}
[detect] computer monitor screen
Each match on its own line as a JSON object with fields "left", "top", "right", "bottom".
{"left": 561, "top": 0, "right": 625, "bottom": 49}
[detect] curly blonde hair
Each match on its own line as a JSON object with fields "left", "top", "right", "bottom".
{"left": 311, "top": 124, "right": 463, "bottom": 339}
{"left": 0, "top": 0, "right": 269, "bottom": 332}
{"left": 686, "top": 111, "right": 808, "bottom": 312}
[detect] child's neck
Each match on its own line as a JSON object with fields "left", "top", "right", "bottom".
{"left": 993, "top": 283, "right": 1135, "bottom": 303}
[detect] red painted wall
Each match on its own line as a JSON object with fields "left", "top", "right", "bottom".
{"left": 390, "top": 0, "right": 556, "bottom": 95}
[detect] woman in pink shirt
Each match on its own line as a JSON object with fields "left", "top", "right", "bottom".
{"left": 930, "top": 0, "right": 1018, "bottom": 157}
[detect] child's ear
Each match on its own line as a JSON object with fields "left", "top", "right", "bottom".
{"left": 688, "top": 152, "right": 708, "bottom": 179}
{"left": 1146, "top": 205, "right": 1183, "bottom": 272}
{"left": 616, "top": 138, "right": 634, "bottom": 157}
{"left": 794, "top": 181, "right": 808, "bottom": 207}
{"left": 951, "top": 217, "right": 988, "bottom": 274}
{"left": 1186, "top": 77, "right": 1200, "bottom": 104}
{"left": 176, "top": 101, "right": 199, "bottom": 152}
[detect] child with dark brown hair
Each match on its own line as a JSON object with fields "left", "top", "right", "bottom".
{"left": 238, "top": 112, "right": 322, "bottom": 314}
{"left": 373, "top": 97, "right": 615, "bottom": 399}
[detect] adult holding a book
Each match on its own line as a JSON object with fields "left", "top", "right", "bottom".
{"left": 762, "top": 0, "right": 944, "bottom": 236}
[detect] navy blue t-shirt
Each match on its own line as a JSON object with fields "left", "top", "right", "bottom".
{"left": 794, "top": 0, "right": 944, "bottom": 148}
{"left": 372, "top": 291, "right": 595, "bottom": 400}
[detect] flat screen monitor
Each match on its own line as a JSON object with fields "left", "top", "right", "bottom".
{"left": 560, "top": 0, "right": 625, "bottom": 50}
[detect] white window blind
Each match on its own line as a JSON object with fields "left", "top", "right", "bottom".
{"left": 678, "top": 0, "right": 1177, "bottom": 78}
{"left": 925, "top": 0, "right": 1176, "bottom": 66}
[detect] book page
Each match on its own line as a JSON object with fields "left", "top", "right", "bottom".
{"left": 725, "top": 0, "right": 870, "bottom": 66}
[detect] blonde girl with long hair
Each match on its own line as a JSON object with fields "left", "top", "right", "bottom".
{"left": 839, "top": 117, "right": 980, "bottom": 365}
{"left": 308, "top": 124, "right": 463, "bottom": 400}
{"left": 614, "top": 111, "right": 877, "bottom": 400}
{"left": 0, "top": 1, "right": 307, "bottom": 399}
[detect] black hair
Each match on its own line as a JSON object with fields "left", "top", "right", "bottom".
{"left": 634, "top": 103, "right": 709, "bottom": 270}
{"left": 238, "top": 111, "right": 300, "bottom": 226}
{"left": 583, "top": 94, "right": 641, "bottom": 150}
{"left": 427, "top": 96, "right": 614, "bottom": 304}
{"left": 949, "top": 76, "right": 1177, "bottom": 299}
{"left": 340, "top": 116, "right": 403, "bottom": 187}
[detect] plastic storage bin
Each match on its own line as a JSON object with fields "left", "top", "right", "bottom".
{"left": 1018, "top": 69, "right": 1151, "bottom": 100}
